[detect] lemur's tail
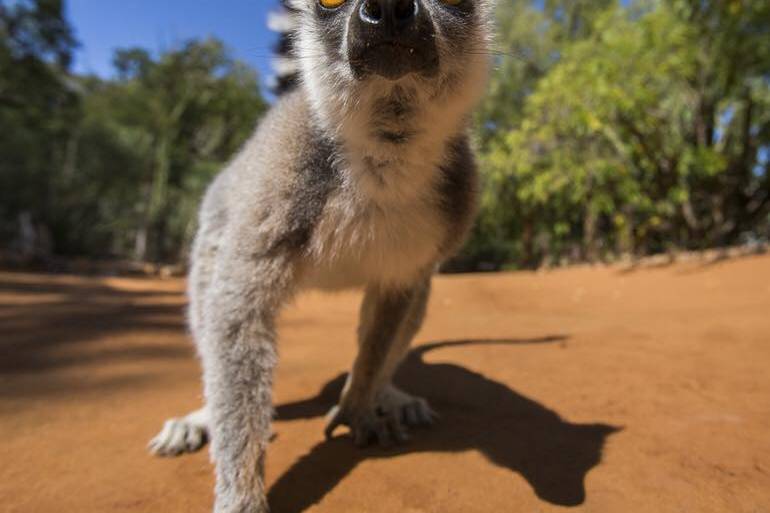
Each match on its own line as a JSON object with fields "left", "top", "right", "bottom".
{"left": 268, "top": 1, "right": 300, "bottom": 96}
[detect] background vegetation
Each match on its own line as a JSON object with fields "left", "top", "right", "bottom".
{"left": 0, "top": 0, "right": 267, "bottom": 263}
{"left": 1, "top": 0, "right": 769, "bottom": 270}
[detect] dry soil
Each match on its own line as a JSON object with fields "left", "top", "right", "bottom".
{"left": 1, "top": 256, "right": 769, "bottom": 512}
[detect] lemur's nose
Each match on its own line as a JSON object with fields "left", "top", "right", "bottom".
{"left": 359, "top": 0, "right": 419, "bottom": 32}
{"left": 348, "top": 0, "right": 437, "bottom": 80}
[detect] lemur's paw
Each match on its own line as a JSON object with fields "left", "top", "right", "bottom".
{"left": 379, "top": 385, "right": 438, "bottom": 428}
{"left": 148, "top": 416, "right": 208, "bottom": 457}
{"left": 324, "top": 404, "right": 409, "bottom": 447}
{"left": 214, "top": 493, "right": 269, "bottom": 513}
{"left": 324, "top": 386, "right": 437, "bottom": 447}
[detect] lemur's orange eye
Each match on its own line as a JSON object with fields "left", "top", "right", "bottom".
{"left": 319, "top": 0, "right": 346, "bottom": 8}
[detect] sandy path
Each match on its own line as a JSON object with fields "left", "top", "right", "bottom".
{"left": 1, "top": 256, "right": 769, "bottom": 513}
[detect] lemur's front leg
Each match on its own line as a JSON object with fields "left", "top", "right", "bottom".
{"left": 203, "top": 250, "right": 294, "bottom": 513}
{"left": 326, "top": 277, "right": 436, "bottom": 446}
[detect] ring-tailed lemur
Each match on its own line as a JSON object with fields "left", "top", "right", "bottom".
{"left": 149, "top": 0, "right": 495, "bottom": 511}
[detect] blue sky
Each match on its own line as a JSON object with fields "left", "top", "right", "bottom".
{"left": 66, "top": 1, "right": 283, "bottom": 93}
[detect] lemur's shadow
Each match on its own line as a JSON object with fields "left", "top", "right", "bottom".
{"left": 270, "top": 336, "right": 620, "bottom": 512}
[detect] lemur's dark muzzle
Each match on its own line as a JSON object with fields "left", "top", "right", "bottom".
{"left": 348, "top": 0, "right": 439, "bottom": 80}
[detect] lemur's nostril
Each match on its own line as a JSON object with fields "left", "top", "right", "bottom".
{"left": 394, "top": 0, "right": 416, "bottom": 22}
{"left": 359, "top": 0, "right": 417, "bottom": 25}
{"left": 361, "top": 0, "right": 383, "bottom": 23}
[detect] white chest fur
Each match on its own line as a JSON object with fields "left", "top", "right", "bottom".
{"left": 300, "top": 157, "right": 445, "bottom": 291}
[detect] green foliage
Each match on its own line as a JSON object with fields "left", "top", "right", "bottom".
{"left": 2, "top": 0, "right": 769, "bottom": 271}
{"left": 1, "top": 0, "right": 266, "bottom": 262}
{"left": 95, "top": 38, "right": 267, "bottom": 261}
{"left": 0, "top": 0, "right": 79, "bottom": 253}
{"left": 460, "top": 0, "right": 770, "bottom": 269}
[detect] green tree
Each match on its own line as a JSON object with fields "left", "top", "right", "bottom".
{"left": 466, "top": 0, "right": 770, "bottom": 269}
{"left": 669, "top": 0, "right": 770, "bottom": 245}
{"left": 0, "top": 0, "right": 78, "bottom": 257}
{"left": 1, "top": 13, "right": 268, "bottom": 263}
{"left": 463, "top": 0, "right": 615, "bottom": 269}
{"left": 98, "top": 39, "right": 267, "bottom": 261}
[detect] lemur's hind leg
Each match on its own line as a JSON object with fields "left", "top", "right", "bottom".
{"left": 326, "top": 276, "right": 436, "bottom": 447}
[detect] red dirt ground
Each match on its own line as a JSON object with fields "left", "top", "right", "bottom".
{"left": 1, "top": 255, "right": 769, "bottom": 513}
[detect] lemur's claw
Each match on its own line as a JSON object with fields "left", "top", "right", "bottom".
{"left": 149, "top": 416, "right": 209, "bottom": 457}
{"left": 324, "top": 405, "right": 344, "bottom": 440}
{"left": 325, "top": 403, "right": 401, "bottom": 447}
{"left": 323, "top": 388, "right": 435, "bottom": 448}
